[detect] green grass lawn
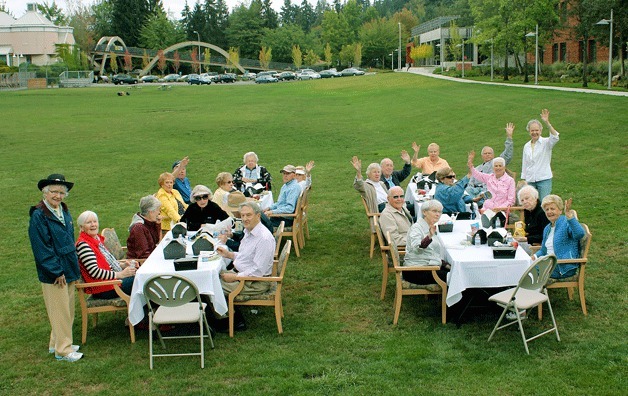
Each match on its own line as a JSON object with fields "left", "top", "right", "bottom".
{"left": 1, "top": 74, "right": 627, "bottom": 395}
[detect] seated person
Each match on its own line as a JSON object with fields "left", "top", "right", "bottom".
{"left": 379, "top": 186, "right": 413, "bottom": 246}
{"left": 532, "top": 195, "right": 585, "bottom": 279}
{"left": 403, "top": 200, "right": 449, "bottom": 284}
{"left": 295, "top": 160, "right": 315, "bottom": 192}
{"left": 264, "top": 165, "right": 301, "bottom": 228}
{"left": 127, "top": 195, "right": 162, "bottom": 259}
{"left": 172, "top": 156, "right": 192, "bottom": 204}
{"left": 466, "top": 123, "right": 514, "bottom": 205}
{"left": 411, "top": 143, "right": 450, "bottom": 176}
{"left": 155, "top": 172, "right": 187, "bottom": 236}
{"left": 516, "top": 185, "right": 549, "bottom": 245}
{"left": 380, "top": 142, "right": 419, "bottom": 189}
{"left": 180, "top": 185, "right": 229, "bottom": 231}
{"left": 76, "top": 211, "right": 136, "bottom": 299}
{"left": 434, "top": 166, "right": 472, "bottom": 217}
{"left": 233, "top": 151, "right": 272, "bottom": 193}
{"left": 218, "top": 212, "right": 273, "bottom": 252}
{"left": 213, "top": 172, "right": 235, "bottom": 215}
{"left": 467, "top": 151, "right": 515, "bottom": 211}
{"left": 217, "top": 202, "right": 276, "bottom": 295}
{"left": 352, "top": 156, "right": 388, "bottom": 213}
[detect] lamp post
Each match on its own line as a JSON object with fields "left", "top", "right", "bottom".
{"left": 457, "top": 41, "right": 464, "bottom": 78}
{"left": 193, "top": 30, "right": 201, "bottom": 72}
{"left": 597, "top": 9, "right": 614, "bottom": 90}
{"left": 439, "top": 27, "right": 444, "bottom": 74}
{"left": 489, "top": 39, "right": 494, "bottom": 81}
{"left": 389, "top": 53, "right": 394, "bottom": 70}
{"left": 398, "top": 22, "right": 402, "bottom": 70}
{"left": 525, "top": 24, "right": 539, "bottom": 85}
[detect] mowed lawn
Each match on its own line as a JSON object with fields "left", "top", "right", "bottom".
{"left": 1, "top": 74, "right": 626, "bottom": 395}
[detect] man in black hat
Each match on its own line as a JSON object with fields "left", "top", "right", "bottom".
{"left": 29, "top": 174, "right": 83, "bottom": 362}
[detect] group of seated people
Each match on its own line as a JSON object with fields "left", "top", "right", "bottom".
{"left": 77, "top": 152, "right": 315, "bottom": 310}
{"left": 354, "top": 109, "right": 584, "bottom": 283}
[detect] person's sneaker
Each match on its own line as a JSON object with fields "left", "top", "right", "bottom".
{"left": 49, "top": 345, "right": 80, "bottom": 354}
{"left": 55, "top": 351, "right": 83, "bottom": 362}
{"left": 506, "top": 309, "right": 527, "bottom": 321}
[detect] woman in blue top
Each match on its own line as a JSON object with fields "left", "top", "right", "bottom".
{"left": 532, "top": 195, "right": 585, "bottom": 279}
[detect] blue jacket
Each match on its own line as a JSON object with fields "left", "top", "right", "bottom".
{"left": 434, "top": 176, "right": 469, "bottom": 214}
{"left": 537, "top": 215, "right": 585, "bottom": 278}
{"left": 28, "top": 201, "right": 81, "bottom": 284}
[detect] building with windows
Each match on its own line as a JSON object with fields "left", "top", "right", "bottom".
{"left": 0, "top": 3, "right": 75, "bottom": 67}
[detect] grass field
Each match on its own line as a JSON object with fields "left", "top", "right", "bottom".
{"left": 1, "top": 74, "right": 627, "bottom": 395}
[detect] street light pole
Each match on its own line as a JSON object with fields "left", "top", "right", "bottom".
{"left": 597, "top": 9, "right": 614, "bottom": 90}
{"left": 490, "top": 39, "right": 494, "bottom": 81}
{"left": 389, "top": 53, "right": 393, "bottom": 70}
{"left": 457, "top": 41, "right": 465, "bottom": 78}
{"left": 398, "top": 22, "right": 402, "bottom": 70}
{"left": 193, "top": 30, "right": 201, "bottom": 72}
{"left": 534, "top": 24, "right": 539, "bottom": 85}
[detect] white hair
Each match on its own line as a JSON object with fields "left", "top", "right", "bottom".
{"left": 518, "top": 185, "right": 539, "bottom": 202}
{"left": 243, "top": 151, "right": 258, "bottom": 163}
{"left": 493, "top": 157, "right": 506, "bottom": 167}
{"left": 77, "top": 210, "right": 98, "bottom": 227}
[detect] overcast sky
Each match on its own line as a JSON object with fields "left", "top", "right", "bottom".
{"left": 3, "top": 0, "right": 307, "bottom": 19}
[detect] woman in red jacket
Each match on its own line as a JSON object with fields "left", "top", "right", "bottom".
{"left": 76, "top": 211, "right": 136, "bottom": 299}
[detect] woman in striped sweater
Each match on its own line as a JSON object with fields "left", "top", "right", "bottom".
{"left": 76, "top": 211, "right": 136, "bottom": 299}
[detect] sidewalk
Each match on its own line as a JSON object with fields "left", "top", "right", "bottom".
{"left": 402, "top": 67, "right": 628, "bottom": 97}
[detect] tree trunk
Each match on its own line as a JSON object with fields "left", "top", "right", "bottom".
{"left": 620, "top": 33, "right": 625, "bottom": 77}
{"left": 582, "top": 34, "right": 588, "bottom": 88}
{"left": 503, "top": 47, "right": 509, "bottom": 81}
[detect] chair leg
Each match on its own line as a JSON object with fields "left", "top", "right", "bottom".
{"left": 91, "top": 313, "right": 99, "bottom": 328}
{"left": 578, "top": 282, "right": 588, "bottom": 315}
{"left": 275, "top": 299, "right": 283, "bottom": 334}
{"left": 82, "top": 312, "right": 89, "bottom": 344}
{"left": 380, "top": 267, "right": 388, "bottom": 300}
{"left": 199, "top": 317, "right": 204, "bottom": 369}
{"left": 369, "top": 234, "right": 375, "bottom": 258}
{"left": 514, "top": 308, "right": 530, "bottom": 355}
{"left": 441, "top": 293, "right": 447, "bottom": 324}
{"left": 567, "top": 287, "right": 574, "bottom": 300}
{"left": 129, "top": 320, "right": 136, "bottom": 343}
{"left": 393, "top": 287, "right": 403, "bottom": 325}
{"left": 148, "top": 314, "right": 154, "bottom": 369}
{"left": 545, "top": 295, "right": 561, "bottom": 342}
{"left": 229, "top": 305, "right": 235, "bottom": 338}
{"left": 292, "top": 234, "right": 300, "bottom": 257}
{"left": 203, "top": 314, "right": 215, "bottom": 349}
{"left": 488, "top": 306, "right": 509, "bottom": 342}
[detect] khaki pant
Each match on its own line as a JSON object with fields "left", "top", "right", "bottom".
{"left": 41, "top": 281, "right": 76, "bottom": 356}
{"left": 220, "top": 270, "right": 271, "bottom": 295}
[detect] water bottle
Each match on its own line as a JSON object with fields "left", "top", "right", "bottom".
{"left": 495, "top": 217, "right": 501, "bottom": 228}
{"left": 474, "top": 233, "right": 481, "bottom": 247}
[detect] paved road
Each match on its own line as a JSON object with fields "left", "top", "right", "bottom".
{"left": 402, "top": 67, "right": 628, "bottom": 97}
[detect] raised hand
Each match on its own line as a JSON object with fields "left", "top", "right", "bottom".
{"left": 505, "top": 122, "right": 514, "bottom": 138}
{"left": 412, "top": 142, "right": 420, "bottom": 154}
{"left": 565, "top": 198, "right": 574, "bottom": 218}
{"left": 305, "top": 160, "right": 315, "bottom": 173}
{"left": 540, "top": 109, "right": 550, "bottom": 124}
{"left": 467, "top": 150, "right": 476, "bottom": 168}
{"left": 351, "top": 156, "right": 362, "bottom": 172}
{"left": 400, "top": 150, "right": 411, "bottom": 163}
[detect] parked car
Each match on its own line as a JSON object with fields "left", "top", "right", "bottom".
{"left": 340, "top": 67, "right": 365, "bottom": 76}
{"left": 140, "top": 75, "right": 159, "bottom": 83}
{"left": 217, "top": 73, "right": 237, "bottom": 83}
{"left": 255, "top": 75, "right": 278, "bottom": 84}
{"left": 186, "top": 74, "right": 200, "bottom": 84}
{"left": 242, "top": 71, "right": 257, "bottom": 80}
{"left": 319, "top": 69, "right": 342, "bottom": 78}
{"left": 112, "top": 74, "right": 138, "bottom": 85}
{"left": 296, "top": 70, "right": 321, "bottom": 80}
{"left": 178, "top": 74, "right": 190, "bottom": 82}
{"left": 278, "top": 71, "right": 296, "bottom": 81}
{"left": 193, "top": 73, "right": 213, "bottom": 85}
{"left": 160, "top": 74, "right": 180, "bottom": 82}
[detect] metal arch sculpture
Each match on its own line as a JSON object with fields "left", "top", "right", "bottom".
{"left": 140, "top": 41, "right": 246, "bottom": 76}
{"left": 95, "top": 36, "right": 129, "bottom": 76}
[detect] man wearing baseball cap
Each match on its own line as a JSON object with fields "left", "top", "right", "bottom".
{"left": 264, "top": 165, "right": 301, "bottom": 228}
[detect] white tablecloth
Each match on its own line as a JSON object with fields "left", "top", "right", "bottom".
{"left": 128, "top": 232, "right": 229, "bottom": 326}
{"left": 256, "top": 192, "right": 274, "bottom": 210}
{"left": 406, "top": 182, "right": 478, "bottom": 219}
{"left": 437, "top": 220, "right": 532, "bottom": 307}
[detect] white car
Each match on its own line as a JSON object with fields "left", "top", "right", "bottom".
{"left": 296, "top": 70, "right": 321, "bottom": 80}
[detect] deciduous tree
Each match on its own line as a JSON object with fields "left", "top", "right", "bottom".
{"left": 259, "top": 46, "right": 272, "bottom": 69}
{"left": 292, "top": 45, "right": 303, "bottom": 69}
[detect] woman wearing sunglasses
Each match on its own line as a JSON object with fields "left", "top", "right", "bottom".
{"left": 434, "top": 166, "right": 472, "bottom": 217}
{"left": 181, "top": 185, "right": 230, "bottom": 231}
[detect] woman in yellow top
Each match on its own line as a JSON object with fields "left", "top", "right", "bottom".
{"left": 155, "top": 172, "right": 187, "bottom": 235}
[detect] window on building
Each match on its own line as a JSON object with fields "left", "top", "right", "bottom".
{"left": 588, "top": 40, "right": 596, "bottom": 63}
{"left": 539, "top": 47, "right": 545, "bottom": 64}
{"left": 553, "top": 44, "right": 559, "bottom": 62}
{"left": 560, "top": 43, "right": 567, "bottom": 62}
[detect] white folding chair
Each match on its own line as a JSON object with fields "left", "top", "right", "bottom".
{"left": 488, "top": 255, "right": 560, "bottom": 354}
{"left": 143, "top": 274, "right": 214, "bottom": 369}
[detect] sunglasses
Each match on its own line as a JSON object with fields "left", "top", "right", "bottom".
{"left": 444, "top": 175, "right": 456, "bottom": 179}
{"left": 392, "top": 195, "right": 404, "bottom": 199}
{"left": 195, "top": 194, "right": 210, "bottom": 200}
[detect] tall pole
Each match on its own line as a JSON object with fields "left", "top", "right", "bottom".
{"left": 398, "top": 22, "right": 402, "bottom": 70}
{"left": 440, "top": 27, "right": 444, "bottom": 74}
{"left": 490, "top": 39, "right": 494, "bottom": 81}
{"left": 534, "top": 24, "right": 539, "bottom": 85}
{"left": 607, "top": 9, "right": 613, "bottom": 90}
{"left": 193, "top": 30, "right": 201, "bottom": 73}
{"left": 461, "top": 39, "right": 465, "bottom": 78}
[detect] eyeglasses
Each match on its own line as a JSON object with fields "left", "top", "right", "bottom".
{"left": 48, "top": 190, "right": 67, "bottom": 196}
{"left": 392, "top": 195, "right": 404, "bottom": 199}
{"left": 195, "top": 194, "right": 210, "bottom": 200}
{"left": 444, "top": 175, "right": 456, "bottom": 179}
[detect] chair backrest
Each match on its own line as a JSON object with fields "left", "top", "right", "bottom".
{"left": 274, "top": 221, "right": 285, "bottom": 258}
{"left": 375, "top": 221, "right": 388, "bottom": 250}
{"left": 518, "top": 255, "right": 557, "bottom": 291}
{"left": 301, "top": 186, "right": 311, "bottom": 213}
{"left": 361, "top": 196, "right": 378, "bottom": 232}
{"left": 101, "top": 227, "right": 126, "bottom": 260}
{"left": 579, "top": 223, "right": 592, "bottom": 259}
{"left": 143, "top": 274, "right": 200, "bottom": 308}
{"left": 276, "top": 240, "right": 292, "bottom": 278}
{"left": 386, "top": 231, "right": 402, "bottom": 269}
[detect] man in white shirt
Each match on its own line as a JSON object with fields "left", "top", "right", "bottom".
{"left": 217, "top": 202, "right": 276, "bottom": 295}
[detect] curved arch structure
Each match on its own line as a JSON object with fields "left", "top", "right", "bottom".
{"left": 95, "top": 36, "right": 129, "bottom": 76}
{"left": 140, "top": 41, "right": 246, "bottom": 76}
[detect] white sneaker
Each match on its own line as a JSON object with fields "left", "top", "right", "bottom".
{"left": 49, "top": 345, "right": 80, "bottom": 354}
{"left": 506, "top": 309, "right": 527, "bottom": 321}
{"left": 55, "top": 351, "right": 83, "bottom": 362}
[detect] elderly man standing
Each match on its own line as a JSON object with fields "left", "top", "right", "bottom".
{"left": 380, "top": 143, "right": 419, "bottom": 189}
{"left": 379, "top": 186, "right": 413, "bottom": 246}
{"left": 412, "top": 143, "right": 450, "bottom": 176}
{"left": 466, "top": 124, "right": 514, "bottom": 204}
{"left": 264, "top": 165, "right": 301, "bottom": 227}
